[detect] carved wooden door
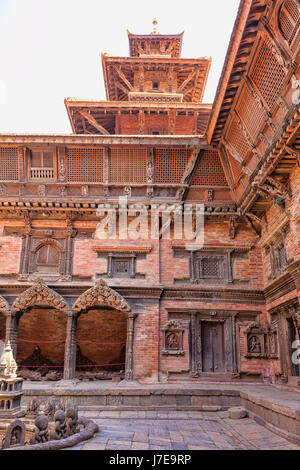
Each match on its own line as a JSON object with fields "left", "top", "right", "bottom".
{"left": 201, "top": 322, "right": 225, "bottom": 373}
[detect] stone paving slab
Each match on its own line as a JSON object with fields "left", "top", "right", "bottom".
{"left": 66, "top": 411, "right": 300, "bottom": 450}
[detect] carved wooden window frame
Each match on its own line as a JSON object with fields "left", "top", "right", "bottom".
{"left": 27, "top": 147, "right": 57, "bottom": 182}
{"left": 265, "top": 224, "right": 290, "bottom": 279}
{"left": 192, "top": 251, "right": 230, "bottom": 284}
{"left": 96, "top": 251, "right": 146, "bottom": 280}
{"left": 31, "top": 240, "right": 64, "bottom": 275}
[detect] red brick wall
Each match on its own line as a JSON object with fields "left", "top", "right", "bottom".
{"left": 134, "top": 305, "right": 159, "bottom": 382}
{"left": 16, "top": 307, "right": 67, "bottom": 365}
{"left": 76, "top": 308, "right": 127, "bottom": 368}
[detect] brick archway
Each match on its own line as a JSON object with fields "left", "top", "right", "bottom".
{"left": 10, "top": 279, "right": 68, "bottom": 380}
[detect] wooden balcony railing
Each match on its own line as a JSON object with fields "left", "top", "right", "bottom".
{"left": 30, "top": 168, "right": 55, "bottom": 180}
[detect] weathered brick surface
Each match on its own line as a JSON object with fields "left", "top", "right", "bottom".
{"left": 16, "top": 307, "right": 67, "bottom": 365}
{"left": 76, "top": 308, "right": 127, "bottom": 367}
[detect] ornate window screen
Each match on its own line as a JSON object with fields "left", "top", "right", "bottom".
{"left": 236, "top": 85, "right": 265, "bottom": 141}
{"left": 191, "top": 150, "right": 228, "bottom": 186}
{"left": 109, "top": 148, "right": 147, "bottom": 183}
{"left": 66, "top": 147, "right": 104, "bottom": 183}
{"left": 227, "top": 150, "right": 242, "bottom": 182}
{"left": 279, "top": 0, "right": 300, "bottom": 47}
{"left": 226, "top": 117, "right": 252, "bottom": 161}
{"left": 154, "top": 148, "right": 191, "bottom": 183}
{"left": 249, "top": 37, "right": 286, "bottom": 109}
{"left": 0, "top": 147, "right": 19, "bottom": 181}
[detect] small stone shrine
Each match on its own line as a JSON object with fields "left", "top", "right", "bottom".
{"left": 0, "top": 341, "right": 24, "bottom": 418}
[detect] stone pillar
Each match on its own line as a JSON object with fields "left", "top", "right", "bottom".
{"left": 5, "top": 313, "right": 18, "bottom": 359}
{"left": 63, "top": 312, "right": 77, "bottom": 380}
{"left": 124, "top": 312, "right": 137, "bottom": 381}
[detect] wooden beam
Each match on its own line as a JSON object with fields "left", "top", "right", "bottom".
{"left": 115, "top": 80, "right": 130, "bottom": 96}
{"left": 178, "top": 69, "right": 196, "bottom": 92}
{"left": 113, "top": 66, "right": 133, "bottom": 91}
{"left": 79, "top": 110, "right": 110, "bottom": 135}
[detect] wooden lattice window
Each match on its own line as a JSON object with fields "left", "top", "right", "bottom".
{"left": 154, "top": 148, "right": 191, "bottom": 184}
{"left": 227, "top": 151, "right": 242, "bottom": 182}
{"left": 66, "top": 147, "right": 104, "bottom": 183}
{"left": 249, "top": 37, "right": 286, "bottom": 109}
{"left": 236, "top": 85, "right": 266, "bottom": 141}
{"left": 191, "top": 150, "right": 228, "bottom": 186}
{"left": 29, "top": 150, "right": 55, "bottom": 180}
{"left": 0, "top": 147, "right": 19, "bottom": 181}
{"left": 109, "top": 148, "right": 147, "bottom": 183}
{"left": 279, "top": 0, "right": 300, "bottom": 47}
{"left": 227, "top": 117, "right": 252, "bottom": 161}
{"left": 201, "top": 259, "right": 220, "bottom": 278}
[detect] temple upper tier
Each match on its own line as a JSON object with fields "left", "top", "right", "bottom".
{"left": 65, "top": 25, "right": 212, "bottom": 135}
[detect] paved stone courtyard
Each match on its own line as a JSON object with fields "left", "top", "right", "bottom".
{"left": 66, "top": 411, "right": 300, "bottom": 450}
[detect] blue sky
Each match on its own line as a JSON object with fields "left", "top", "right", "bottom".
{"left": 0, "top": 0, "right": 240, "bottom": 133}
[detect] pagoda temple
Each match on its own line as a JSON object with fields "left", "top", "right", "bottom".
{"left": 0, "top": 1, "right": 299, "bottom": 387}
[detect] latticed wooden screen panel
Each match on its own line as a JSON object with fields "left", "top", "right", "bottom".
{"left": 0, "top": 147, "right": 19, "bottom": 181}
{"left": 66, "top": 147, "right": 104, "bottom": 182}
{"left": 279, "top": 0, "right": 300, "bottom": 45}
{"left": 191, "top": 150, "right": 228, "bottom": 186}
{"left": 154, "top": 148, "right": 191, "bottom": 184}
{"left": 227, "top": 117, "right": 252, "bottom": 161}
{"left": 227, "top": 150, "right": 242, "bottom": 182}
{"left": 109, "top": 148, "right": 147, "bottom": 183}
{"left": 249, "top": 37, "right": 286, "bottom": 109}
{"left": 236, "top": 85, "right": 265, "bottom": 141}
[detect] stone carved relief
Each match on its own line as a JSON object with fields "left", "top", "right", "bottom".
{"left": 2, "top": 419, "right": 26, "bottom": 449}
{"left": 72, "top": 279, "right": 131, "bottom": 314}
{"left": 12, "top": 278, "right": 68, "bottom": 314}
{"left": 245, "top": 322, "right": 267, "bottom": 358}
{"left": 161, "top": 320, "right": 184, "bottom": 356}
{"left": 38, "top": 185, "right": 46, "bottom": 197}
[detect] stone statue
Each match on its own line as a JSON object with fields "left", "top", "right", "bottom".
{"left": 66, "top": 405, "right": 80, "bottom": 436}
{"left": 54, "top": 409, "right": 67, "bottom": 440}
{"left": 26, "top": 398, "right": 41, "bottom": 418}
{"left": 30, "top": 414, "right": 49, "bottom": 444}
{"left": 248, "top": 336, "right": 261, "bottom": 353}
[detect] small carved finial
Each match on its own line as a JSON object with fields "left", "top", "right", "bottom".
{"left": 0, "top": 341, "right": 18, "bottom": 379}
{"left": 151, "top": 17, "right": 159, "bottom": 35}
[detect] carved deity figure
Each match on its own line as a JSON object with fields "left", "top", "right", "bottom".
{"left": 248, "top": 335, "right": 261, "bottom": 353}
{"left": 166, "top": 332, "right": 179, "bottom": 350}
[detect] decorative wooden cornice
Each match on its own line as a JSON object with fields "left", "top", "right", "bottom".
{"left": 92, "top": 245, "right": 152, "bottom": 253}
{"left": 0, "top": 134, "right": 206, "bottom": 147}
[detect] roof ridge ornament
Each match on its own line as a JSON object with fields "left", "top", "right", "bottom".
{"left": 151, "top": 17, "right": 160, "bottom": 35}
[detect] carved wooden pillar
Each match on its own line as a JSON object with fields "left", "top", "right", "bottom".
{"left": 124, "top": 312, "right": 137, "bottom": 381}
{"left": 18, "top": 147, "right": 25, "bottom": 182}
{"left": 190, "top": 313, "right": 198, "bottom": 376}
{"left": 5, "top": 313, "right": 18, "bottom": 358}
{"left": 63, "top": 311, "right": 78, "bottom": 380}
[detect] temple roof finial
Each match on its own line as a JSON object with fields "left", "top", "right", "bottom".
{"left": 151, "top": 17, "right": 160, "bottom": 35}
